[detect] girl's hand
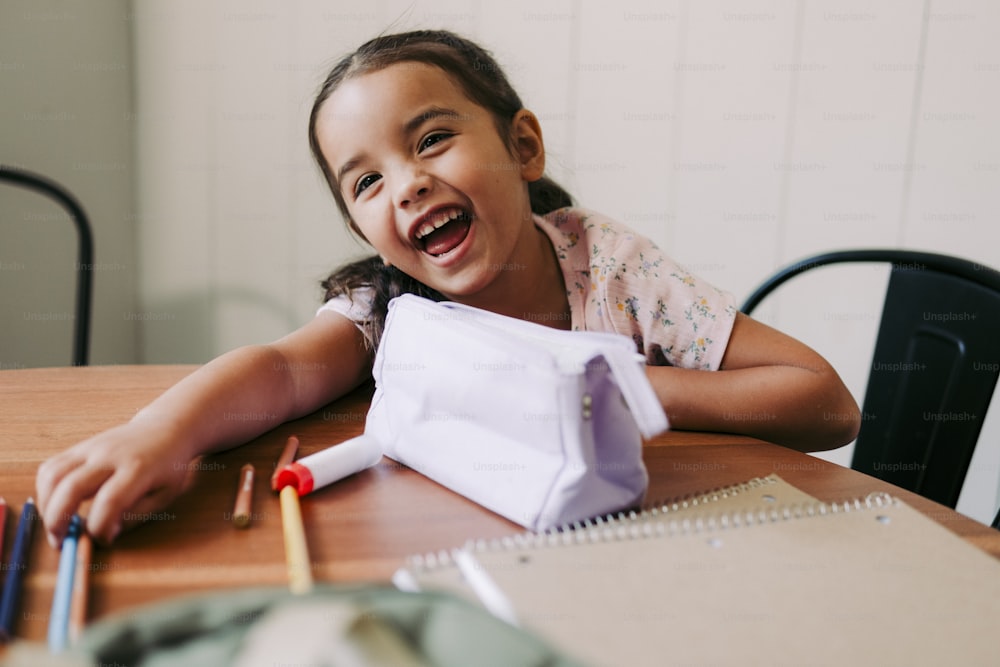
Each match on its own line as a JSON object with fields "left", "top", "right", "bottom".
{"left": 35, "top": 317, "right": 370, "bottom": 548}
{"left": 36, "top": 420, "right": 194, "bottom": 547}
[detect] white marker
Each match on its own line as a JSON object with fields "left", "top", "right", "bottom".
{"left": 273, "top": 434, "right": 382, "bottom": 495}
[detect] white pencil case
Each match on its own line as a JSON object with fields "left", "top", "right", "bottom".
{"left": 364, "top": 294, "right": 668, "bottom": 532}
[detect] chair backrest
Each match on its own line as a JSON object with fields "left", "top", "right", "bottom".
{"left": 742, "top": 250, "right": 1000, "bottom": 510}
{"left": 0, "top": 165, "right": 94, "bottom": 366}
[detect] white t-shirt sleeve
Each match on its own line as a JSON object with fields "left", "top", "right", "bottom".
{"left": 315, "top": 287, "right": 376, "bottom": 334}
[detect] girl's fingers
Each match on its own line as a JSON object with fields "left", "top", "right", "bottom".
{"left": 40, "top": 458, "right": 116, "bottom": 548}
{"left": 87, "top": 462, "right": 184, "bottom": 545}
{"left": 116, "top": 485, "right": 185, "bottom": 536}
{"left": 35, "top": 450, "right": 85, "bottom": 514}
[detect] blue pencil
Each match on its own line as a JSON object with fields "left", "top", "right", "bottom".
{"left": 47, "top": 514, "right": 82, "bottom": 652}
{"left": 0, "top": 498, "right": 37, "bottom": 642}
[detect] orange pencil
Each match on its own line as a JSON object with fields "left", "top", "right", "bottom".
{"left": 68, "top": 528, "right": 92, "bottom": 643}
{"left": 232, "top": 464, "right": 255, "bottom": 528}
{"left": 271, "top": 435, "right": 300, "bottom": 491}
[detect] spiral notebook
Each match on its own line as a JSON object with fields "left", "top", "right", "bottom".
{"left": 394, "top": 475, "right": 1000, "bottom": 667}
{"left": 394, "top": 474, "right": 816, "bottom": 606}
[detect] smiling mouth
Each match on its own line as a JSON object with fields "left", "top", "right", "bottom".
{"left": 414, "top": 208, "right": 473, "bottom": 257}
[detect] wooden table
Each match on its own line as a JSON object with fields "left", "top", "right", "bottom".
{"left": 1, "top": 365, "right": 998, "bottom": 644}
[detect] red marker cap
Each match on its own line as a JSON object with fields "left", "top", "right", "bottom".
{"left": 274, "top": 462, "right": 314, "bottom": 495}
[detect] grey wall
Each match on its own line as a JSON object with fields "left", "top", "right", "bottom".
{"left": 1, "top": 0, "right": 138, "bottom": 368}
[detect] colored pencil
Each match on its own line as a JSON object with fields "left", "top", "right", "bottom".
{"left": 279, "top": 485, "right": 312, "bottom": 594}
{"left": 232, "top": 463, "right": 255, "bottom": 528}
{"left": 0, "top": 498, "right": 7, "bottom": 560}
{"left": 0, "top": 498, "right": 37, "bottom": 642}
{"left": 271, "top": 435, "right": 300, "bottom": 491}
{"left": 47, "top": 515, "right": 82, "bottom": 652}
{"left": 68, "top": 527, "right": 92, "bottom": 643}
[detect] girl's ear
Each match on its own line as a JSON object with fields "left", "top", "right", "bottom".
{"left": 511, "top": 109, "right": 546, "bottom": 182}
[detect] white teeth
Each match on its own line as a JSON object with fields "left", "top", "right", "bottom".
{"left": 414, "top": 209, "right": 465, "bottom": 240}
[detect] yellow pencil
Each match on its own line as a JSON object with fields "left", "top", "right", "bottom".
{"left": 279, "top": 485, "right": 313, "bottom": 594}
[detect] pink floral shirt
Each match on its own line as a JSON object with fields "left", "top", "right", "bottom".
{"left": 318, "top": 207, "right": 737, "bottom": 370}
{"left": 537, "top": 208, "right": 736, "bottom": 370}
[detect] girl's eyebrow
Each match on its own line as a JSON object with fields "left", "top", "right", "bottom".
{"left": 336, "top": 156, "right": 364, "bottom": 186}
{"left": 404, "top": 106, "right": 463, "bottom": 136}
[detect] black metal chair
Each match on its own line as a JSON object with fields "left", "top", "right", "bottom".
{"left": 1, "top": 165, "right": 94, "bottom": 366}
{"left": 742, "top": 249, "right": 1000, "bottom": 522}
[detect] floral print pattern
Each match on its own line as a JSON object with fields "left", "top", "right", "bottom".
{"left": 538, "top": 208, "right": 737, "bottom": 370}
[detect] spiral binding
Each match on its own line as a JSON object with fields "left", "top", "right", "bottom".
{"left": 404, "top": 480, "right": 898, "bottom": 573}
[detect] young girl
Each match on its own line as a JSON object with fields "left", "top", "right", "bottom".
{"left": 36, "top": 30, "right": 860, "bottom": 547}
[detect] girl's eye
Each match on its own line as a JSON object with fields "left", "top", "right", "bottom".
{"left": 419, "top": 132, "right": 452, "bottom": 152}
{"left": 354, "top": 173, "right": 381, "bottom": 198}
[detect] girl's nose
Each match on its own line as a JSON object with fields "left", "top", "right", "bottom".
{"left": 394, "top": 168, "right": 433, "bottom": 208}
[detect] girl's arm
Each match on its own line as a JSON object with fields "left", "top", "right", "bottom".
{"left": 645, "top": 313, "right": 861, "bottom": 452}
{"left": 36, "top": 312, "right": 371, "bottom": 546}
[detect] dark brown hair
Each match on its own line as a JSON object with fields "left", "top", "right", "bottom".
{"left": 309, "top": 30, "right": 572, "bottom": 349}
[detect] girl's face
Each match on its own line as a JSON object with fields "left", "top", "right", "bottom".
{"left": 313, "top": 62, "right": 545, "bottom": 301}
